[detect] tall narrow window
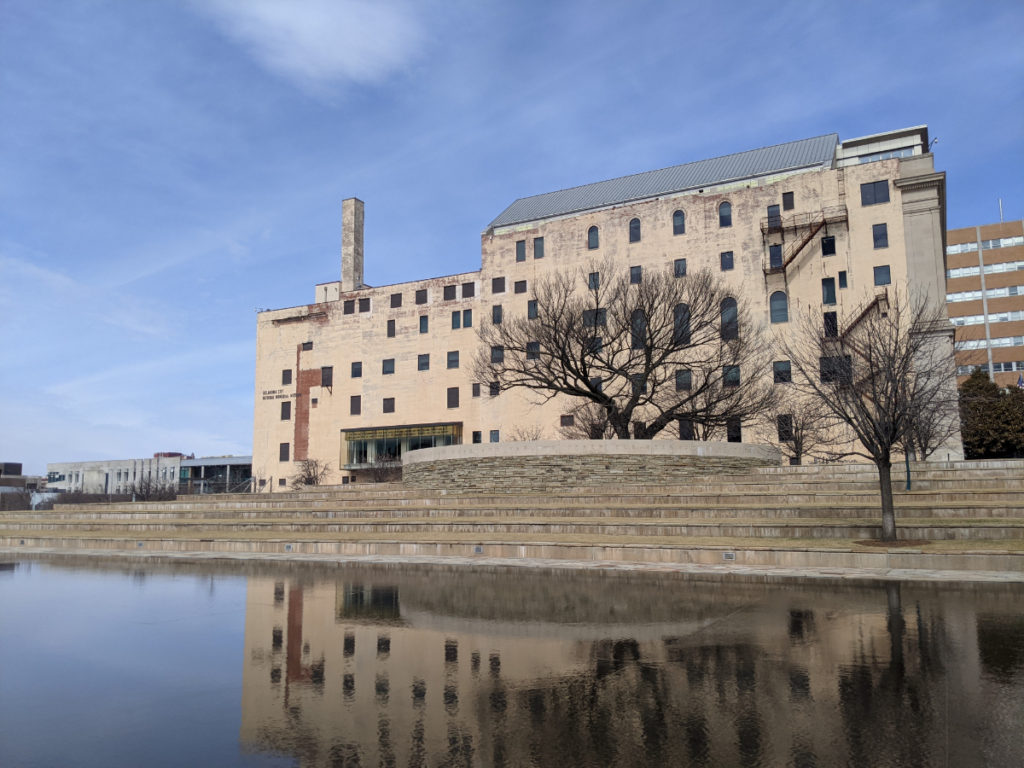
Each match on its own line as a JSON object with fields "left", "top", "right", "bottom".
{"left": 533, "top": 237, "right": 544, "bottom": 259}
{"left": 824, "top": 311, "right": 838, "bottom": 338}
{"left": 629, "top": 218, "right": 641, "bottom": 243}
{"left": 451, "top": 310, "right": 461, "bottom": 330}
{"left": 873, "top": 223, "right": 889, "bottom": 249}
{"left": 769, "top": 291, "right": 788, "bottom": 324}
{"left": 674, "top": 258, "right": 687, "bottom": 277}
{"left": 767, "top": 204, "right": 781, "bottom": 228}
{"left": 838, "top": 271, "right": 848, "bottom": 289}
{"left": 386, "top": 319, "right": 395, "bottom": 337}
{"left": 463, "top": 309, "right": 472, "bottom": 327}
{"left": 447, "top": 387, "right": 459, "bottom": 408}
{"left": 588, "top": 272, "right": 600, "bottom": 290}
{"left": 321, "top": 366, "right": 333, "bottom": 388}
{"left": 719, "top": 201, "right": 732, "bottom": 227}
{"left": 672, "top": 210, "right": 685, "bottom": 235}
{"left": 527, "top": 300, "right": 538, "bottom": 319}
{"left": 281, "top": 401, "right": 291, "bottom": 420}
{"left": 587, "top": 226, "right": 599, "bottom": 250}
{"left": 675, "top": 369, "right": 692, "bottom": 391}
{"left": 492, "top": 304, "right": 503, "bottom": 324}
{"left": 769, "top": 244, "right": 783, "bottom": 269}
{"left": 282, "top": 369, "right": 292, "bottom": 385}
{"left": 782, "top": 191, "right": 794, "bottom": 211}
{"left": 351, "top": 361, "right": 362, "bottom": 378}
{"left": 720, "top": 251, "right": 734, "bottom": 271}
{"left": 279, "top": 443, "right": 290, "bottom": 461}
{"left": 447, "top": 351, "right": 459, "bottom": 369}
{"left": 631, "top": 310, "right": 647, "bottom": 349}
{"left": 674, "top": 303, "right": 691, "bottom": 345}
{"left": 721, "top": 298, "right": 738, "bottom": 340}
{"left": 630, "top": 265, "right": 642, "bottom": 284}
{"left": 773, "top": 360, "right": 792, "bottom": 383}
{"left": 723, "top": 365, "right": 740, "bottom": 388}
{"left": 777, "top": 414, "right": 794, "bottom": 441}
{"left": 821, "top": 235, "right": 836, "bottom": 256}
{"left": 419, "top": 315, "right": 428, "bottom": 333}
{"left": 822, "top": 278, "right": 837, "bottom": 305}
{"left": 726, "top": 417, "right": 741, "bottom": 443}
{"left": 526, "top": 341, "right": 540, "bottom": 360}
{"left": 417, "top": 354, "right": 430, "bottom": 371}
{"left": 679, "top": 418, "right": 695, "bottom": 440}
{"left": 515, "top": 240, "right": 526, "bottom": 262}
{"left": 491, "top": 345, "right": 504, "bottom": 363}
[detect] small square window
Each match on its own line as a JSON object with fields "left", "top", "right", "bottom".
{"left": 527, "top": 300, "right": 538, "bottom": 319}
{"left": 773, "top": 360, "right": 792, "bottom": 383}
{"left": 491, "top": 345, "right": 504, "bottom": 363}
{"left": 390, "top": 293, "right": 402, "bottom": 308}
{"left": 382, "top": 358, "right": 395, "bottom": 375}
{"left": 301, "top": 341, "right": 313, "bottom": 351}
{"left": 588, "top": 272, "right": 600, "bottom": 290}
{"left": 447, "top": 387, "right": 459, "bottom": 409}
{"left": 515, "top": 240, "right": 526, "bottom": 262}
{"left": 492, "top": 304, "right": 503, "bottom": 324}
{"left": 279, "top": 443, "right": 290, "bottom": 462}
{"left": 344, "top": 300, "right": 355, "bottom": 314}
{"left": 492, "top": 277, "right": 505, "bottom": 294}
{"left": 415, "top": 288, "right": 427, "bottom": 305}
{"left": 447, "top": 351, "right": 459, "bottom": 369}
{"left": 489, "top": 381, "right": 500, "bottom": 396}
{"left": 526, "top": 341, "right": 540, "bottom": 360}
{"left": 350, "top": 395, "right": 361, "bottom": 415}
{"left": 629, "top": 265, "right": 642, "bottom": 284}
{"left": 872, "top": 223, "right": 888, "bottom": 249}
{"left": 351, "top": 361, "right": 362, "bottom": 378}
{"left": 282, "top": 369, "right": 292, "bottom": 385}
{"left": 443, "top": 285, "right": 456, "bottom": 301}
{"left": 514, "top": 280, "right": 527, "bottom": 294}
{"left": 472, "top": 431, "right": 482, "bottom": 444}
{"left": 874, "top": 265, "right": 891, "bottom": 286}
{"left": 462, "top": 282, "right": 475, "bottom": 298}
{"left": 489, "top": 430, "right": 500, "bottom": 443}
{"left": 533, "top": 237, "right": 544, "bottom": 259}
{"left": 419, "top": 315, "right": 428, "bottom": 333}
{"left": 782, "top": 191, "right": 794, "bottom": 211}
{"left": 675, "top": 369, "right": 692, "bottom": 391}
{"left": 583, "top": 308, "right": 606, "bottom": 327}
{"left": 463, "top": 309, "right": 472, "bottom": 328}
{"left": 451, "top": 310, "right": 461, "bottom": 330}
{"left": 821, "top": 235, "right": 836, "bottom": 256}
{"left": 417, "top": 353, "right": 430, "bottom": 371}
{"left": 358, "top": 297, "right": 370, "bottom": 313}
{"left": 382, "top": 397, "right": 395, "bottom": 414}
{"left": 860, "top": 180, "right": 889, "bottom": 206}
{"left": 278, "top": 478, "right": 287, "bottom": 486}
{"left": 723, "top": 365, "right": 740, "bottom": 388}
{"left": 560, "top": 414, "right": 574, "bottom": 427}
{"left": 321, "top": 366, "right": 333, "bottom": 388}
{"left": 720, "top": 251, "right": 734, "bottom": 271}
{"left": 387, "top": 319, "right": 395, "bottom": 337}
{"left": 281, "top": 401, "right": 291, "bottom": 420}
{"left": 838, "top": 271, "right": 848, "bottom": 289}
{"left": 674, "top": 258, "right": 687, "bottom": 277}
{"left": 472, "top": 382, "right": 481, "bottom": 397}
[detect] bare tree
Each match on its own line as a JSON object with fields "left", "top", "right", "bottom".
{"left": 367, "top": 455, "right": 401, "bottom": 483}
{"left": 780, "top": 290, "right": 958, "bottom": 540}
{"left": 507, "top": 424, "right": 547, "bottom": 441}
{"left": 557, "top": 401, "right": 616, "bottom": 440}
{"left": 124, "top": 475, "right": 177, "bottom": 501}
{"left": 759, "top": 397, "right": 837, "bottom": 465}
{"left": 476, "top": 263, "right": 776, "bottom": 440}
{"left": 290, "top": 459, "right": 331, "bottom": 489}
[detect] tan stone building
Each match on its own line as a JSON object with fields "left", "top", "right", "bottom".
{"left": 254, "top": 126, "right": 957, "bottom": 485}
{"left": 945, "top": 219, "right": 1024, "bottom": 387}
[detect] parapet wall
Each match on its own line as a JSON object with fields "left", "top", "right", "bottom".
{"left": 402, "top": 440, "right": 781, "bottom": 490}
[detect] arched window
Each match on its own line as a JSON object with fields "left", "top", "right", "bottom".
{"left": 769, "top": 291, "right": 789, "bottom": 324}
{"left": 631, "top": 309, "right": 647, "bottom": 349}
{"left": 674, "top": 303, "right": 691, "bottom": 345}
{"left": 629, "top": 218, "right": 641, "bottom": 243}
{"left": 672, "top": 210, "right": 685, "bottom": 235}
{"left": 720, "top": 297, "right": 738, "bottom": 340}
{"left": 587, "top": 226, "right": 599, "bottom": 250}
{"left": 719, "top": 202, "right": 732, "bottom": 228}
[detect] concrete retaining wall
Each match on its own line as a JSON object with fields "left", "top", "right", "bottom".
{"left": 402, "top": 440, "right": 781, "bottom": 489}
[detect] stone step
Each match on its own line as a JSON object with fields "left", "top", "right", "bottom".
{"left": 2, "top": 534, "right": 1021, "bottom": 575}
{"left": 4, "top": 517, "right": 1022, "bottom": 540}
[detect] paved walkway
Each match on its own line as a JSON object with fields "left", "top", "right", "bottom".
{"left": 4, "top": 546, "right": 1022, "bottom": 584}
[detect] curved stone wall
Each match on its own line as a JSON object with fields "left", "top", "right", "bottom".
{"left": 402, "top": 440, "right": 781, "bottom": 490}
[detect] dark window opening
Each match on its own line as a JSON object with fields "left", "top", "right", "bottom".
{"left": 443, "top": 285, "right": 456, "bottom": 301}
{"left": 489, "top": 430, "right": 500, "bottom": 443}
{"left": 838, "top": 271, "right": 848, "bottom": 289}
{"left": 723, "top": 365, "right": 740, "bottom": 388}
{"left": 726, "top": 417, "right": 742, "bottom": 443}
{"left": 822, "top": 277, "right": 836, "bottom": 305}
{"left": 822, "top": 235, "right": 836, "bottom": 256}
{"left": 767, "top": 204, "right": 781, "bottom": 228}
{"left": 675, "top": 369, "right": 692, "bottom": 391}
{"left": 419, "top": 315, "right": 428, "bottom": 333}
{"left": 782, "top": 191, "right": 794, "bottom": 211}
{"left": 451, "top": 310, "right": 461, "bottom": 329}
{"left": 533, "top": 237, "right": 544, "bottom": 260}
{"left": 630, "top": 265, "right": 642, "bottom": 284}
{"left": 514, "top": 280, "right": 527, "bottom": 294}
{"left": 631, "top": 309, "right": 647, "bottom": 349}
{"left": 321, "top": 366, "right": 333, "bottom": 388}
{"left": 358, "top": 297, "right": 370, "bottom": 313}
{"left": 415, "top": 288, "right": 427, "bottom": 305}
{"left": 560, "top": 414, "right": 574, "bottom": 427}
{"left": 279, "top": 443, "right": 290, "bottom": 462}
{"left": 769, "top": 244, "right": 783, "bottom": 270}
{"left": 344, "top": 300, "right": 355, "bottom": 314}
{"left": 824, "top": 311, "right": 838, "bottom": 338}
{"left": 447, "top": 350, "right": 459, "bottom": 369}
{"left": 860, "top": 180, "right": 889, "bottom": 206}
{"left": 463, "top": 309, "right": 472, "bottom": 327}
{"left": 777, "top": 414, "right": 794, "bottom": 441}
{"left": 584, "top": 308, "right": 607, "bottom": 327}
{"left": 873, "top": 223, "right": 888, "bottom": 249}
{"left": 773, "top": 360, "right": 792, "bottom": 383}
{"left": 491, "top": 345, "right": 504, "bottom": 363}
{"left": 492, "top": 304, "right": 503, "bottom": 324}
{"left": 387, "top": 319, "right": 395, "bottom": 337}
{"left": 282, "top": 369, "right": 292, "bottom": 385}
{"left": 390, "top": 293, "right": 402, "bottom": 308}
{"left": 492, "top": 276, "right": 505, "bottom": 293}
{"left": 679, "top": 418, "right": 695, "bottom": 441}
{"left": 588, "top": 272, "right": 600, "bottom": 290}
{"left": 674, "top": 303, "right": 691, "bottom": 344}
{"left": 447, "top": 387, "right": 459, "bottom": 409}
{"left": 587, "top": 226, "right": 599, "bottom": 250}
{"left": 350, "top": 395, "right": 361, "bottom": 415}
{"left": 462, "top": 282, "right": 475, "bottom": 298}
{"left": 874, "top": 265, "right": 891, "bottom": 286}
{"left": 721, "top": 297, "right": 738, "bottom": 339}
{"left": 719, "top": 201, "right": 732, "bottom": 227}
{"left": 382, "top": 358, "right": 395, "bottom": 375}
{"left": 351, "top": 361, "right": 362, "bottom": 378}
{"left": 472, "top": 431, "right": 482, "bottom": 443}
{"left": 526, "top": 341, "right": 540, "bottom": 360}
{"left": 629, "top": 218, "right": 641, "bottom": 243}
{"left": 673, "top": 210, "right": 685, "bottom": 235}
{"left": 281, "top": 401, "right": 291, "bottom": 420}
{"left": 720, "top": 250, "right": 734, "bottom": 271}
{"left": 301, "top": 341, "right": 313, "bottom": 351}
{"left": 820, "top": 355, "right": 852, "bottom": 384}
{"left": 472, "top": 383, "right": 480, "bottom": 397}
{"left": 515, "top": 240, "right": 526, "bottom": 262}
{"left": 417, "top": 354, "right": 429, "bottom": 371}
{"left": 674, "top": 258, "right": 687, "bottom": 277}
{"left": 527, "top": 300, "right": 538, "bottom": 319}
{"left": 382, "top": 397, "right": 395, "bottom": 414}
{"left": 770, "top": 291, "right": 788, "bottom": 323}
{"left": 489, "top": 381, "right": 500, "bottom": 396}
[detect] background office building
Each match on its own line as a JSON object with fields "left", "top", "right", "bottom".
{"left": 254, "top": 126, "right": 959, "bottom": 485}
{"left": 47, "top": 454, "right": 252, "bottom": 495}
{"left": 945, "top": 219, "right": 1024, "bottom": 386}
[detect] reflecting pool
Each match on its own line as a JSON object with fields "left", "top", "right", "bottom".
{"left": 1, "top": 558, "right": 1022, "bottom": 767}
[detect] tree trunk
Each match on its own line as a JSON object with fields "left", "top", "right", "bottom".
{"left": 877, "top": 460, "right": 897, "bottom": 541}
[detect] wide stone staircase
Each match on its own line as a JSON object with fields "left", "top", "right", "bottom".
{"left": 3, "top": 460, "right": 1023, "bottom": 576}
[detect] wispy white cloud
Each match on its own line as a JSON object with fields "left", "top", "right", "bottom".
{"left": 193, "top": 0, "right": 425, "bottom": 93}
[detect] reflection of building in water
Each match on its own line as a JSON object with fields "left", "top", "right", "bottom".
{"left": 240, "top": 571, "right": 1006, "bottom": 767}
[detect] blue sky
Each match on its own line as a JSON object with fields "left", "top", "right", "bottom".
{"left": 2, "top": 0, "right": 1022, "bottom": 475}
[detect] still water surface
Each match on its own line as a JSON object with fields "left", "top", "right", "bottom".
{"left": 0, "top": 558, "right": 1022, "bottom": 767}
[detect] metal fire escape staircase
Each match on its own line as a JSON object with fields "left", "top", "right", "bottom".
{"left": 761, "top": 205, "right": 848, "bottom": 285}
